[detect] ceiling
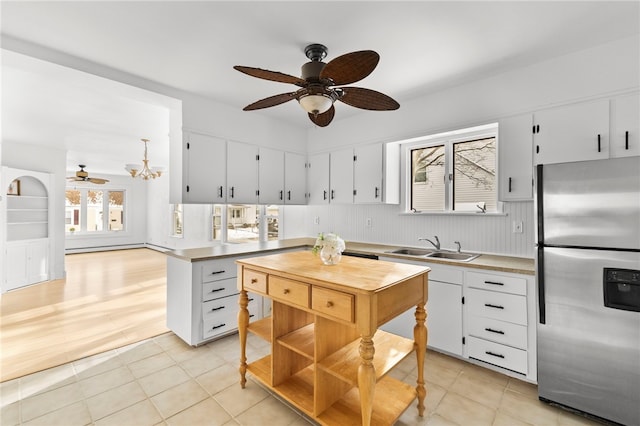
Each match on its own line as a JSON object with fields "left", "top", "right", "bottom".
{"left": 2, "top": 1, "right": 638, "bottom": 177}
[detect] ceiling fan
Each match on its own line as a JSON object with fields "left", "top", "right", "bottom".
{"left": 234, "top": 43, "right": 400, "bottom": 127}
{"left": 67, "top": 165, "right": 109, "bottom": 184}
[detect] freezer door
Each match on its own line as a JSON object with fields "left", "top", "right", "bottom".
{"left": 540, "top": 156, "right": 640, "bottom": 249}
{"left": 538, "top": 247, "right": 640, "bottom": 425}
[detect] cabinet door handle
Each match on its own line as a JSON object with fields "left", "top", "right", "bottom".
{"left": 250, "top": 278, "right": 258, "bottom": 283}
{"left": 508, "top": 177, "right": 512, "bottom": 193}
{"left": 279, "top": 190, "right": 283, "bottom": 200}
{"left": 484, "top": 280, "right": 504, "bottom": 286}
{"left": 211, "top": 323, "right": 226, "bottom": 330}
{"left": 211, "top": 306, "right": 226, "bottom": 312}
{"left": 210, "top": 270, "right": 226, "bottom": 275}
{"left": 209, "top": 287, "right": 225, "bottom": 293}
{"left": 626, "top": 131, "right": 629, "bottom": 150}
{"left": 287, "top": 190, "right": 291, "bottom": 201}
{"left": 218, "top": 186, "right": 223, "bottom": 198}
{"left": 326, "top": 301, "right": 334, "bottom": 308}
{"left": 323, "top": 190, "right": 327, "bottom": 200}
{"left": 331, "top": 190, "right": 335, "bottom": 199}
{"left": 485, "top": 327, "right": 505, "bottom": 335}
{"left": 230, "top": 186, "right": 235, "bottom": 198}
{"left": 597, "top": 134, "right": 601, "bottom": 152}
{"left": 484, "top": 303, "right": 504, "bottom": 310}
{"left": 485, "top": 351, "right": 505, "bottom": 359}
{"left": 374, "top": 187, "right": 379, "bottom": 198}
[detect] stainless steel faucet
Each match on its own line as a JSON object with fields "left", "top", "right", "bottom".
{"left": 418, "top": 236, "right": 440, "bottom": 251}
{"left": 454, "top": 241, "right": 461, "bottom": 253}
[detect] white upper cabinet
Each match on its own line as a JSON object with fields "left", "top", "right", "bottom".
{"left": 284, "top": 152, "right": 307, "bottom": 205}
{"left": 184, "top": 132, "right": 227, "bottom": 203}
{"left": 611, "top": 92, "right": 640, "bottom": 158}
{"left": 498, "top": 114, "right": 533, "bottom": 201}
{"left": 329, "top": 148, "right": 354, "bottom": 204}
{"left": 307, "top": 153, "right": 330, "bottom": 204}
{"left": 227, "top": 141, "right": 258, "bottom": 204}
{"left": 533, "top": 99, "right": 610, "bottom": 165}
{"left": 258, "top": 147, "right": 284, "bottom": 205}
{"left": 354, "top": 144, "right": 383, "bottom": 203}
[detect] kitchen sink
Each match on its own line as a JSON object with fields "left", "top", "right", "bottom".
{"left": 385, "top": 248, "right": 435, "bottom": 256}
{"left": 425, "top": 251, "right": 480, "bottom": 261}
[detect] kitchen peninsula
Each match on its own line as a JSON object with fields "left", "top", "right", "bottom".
{"left": 236, "top": 251, "right": 430, "bottom": 426}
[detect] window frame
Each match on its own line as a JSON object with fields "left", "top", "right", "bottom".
{"left": 400, "top": 123, "right": 501, "bottom": 215}
{"left": 65, "top": 186, "right": 127, "bottom": 234}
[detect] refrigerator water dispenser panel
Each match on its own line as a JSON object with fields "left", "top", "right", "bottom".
{"left": 603, "top": 268, "right": 640, "bottom": 312}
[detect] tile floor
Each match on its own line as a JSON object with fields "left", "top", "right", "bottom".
{"left": 1, "top": 331, "right": 603, "bottom": 426}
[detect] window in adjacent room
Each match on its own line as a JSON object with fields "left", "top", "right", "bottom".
{"left": 171, "top": 204, "right": 183, "bottom": 237}
{"left": 406, "top": 123, "right": 497, "bottom": 213}
{"left": 65, "top": 189, "right": 81, "bottom": 233}
{"left": 65, "top": 187, "right": 126, "bottom": 233}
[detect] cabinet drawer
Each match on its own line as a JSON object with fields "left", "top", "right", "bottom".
{"left": 312, "top": 287, "right": 354, "bottom": 323}
{"left": 202, "top": 258, "right": 237, "bottom": 283}
{"left": 467, "top": 288, "right": 527, "bottom": 325}
{"left": 466, "top": 271, "right": 526, "bottom": 296}
{"left": 203, "top": 295, "right": 258, "bottom": 321}
{"left": 467, "top": 315, "right": 528, "bottom": 350}
{"left": 467, "top": 336, "right": 527, "bottom": 374}
{"left": 268, "top": 276, "right": 309, "bottom": 308}
{"left": 202, "top": 313, "right": 238, "bottom": 340}
{"left": 243, "top": 269, "right": 267, "bottom": 294}
{"left": 202, "top": 278, "right": 237, "bottom": 302}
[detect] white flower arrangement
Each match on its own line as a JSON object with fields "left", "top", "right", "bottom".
{"left": 312, "top": 232, "right": 346, "bottom": 255}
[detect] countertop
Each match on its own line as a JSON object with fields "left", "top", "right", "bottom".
{"left": 165, "top": 237, "right": 535, "bottom": 275}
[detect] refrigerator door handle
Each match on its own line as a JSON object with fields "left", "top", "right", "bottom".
{"left": 538, "top": 245, "right": 546, "bottom": 324}
{"left": 536, "top": 164, "right": 544, "bottom": 244}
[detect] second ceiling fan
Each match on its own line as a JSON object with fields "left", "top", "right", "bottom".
{"left": 234, "top": 43, "right": 400, "bottom": 127}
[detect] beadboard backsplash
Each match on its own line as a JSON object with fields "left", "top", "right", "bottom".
{"left": 284, "top": 201, "right": 535, "bottom": 258}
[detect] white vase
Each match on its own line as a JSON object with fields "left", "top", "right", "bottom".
{"left": 320, "top": 246, "right": 342, "bottom": 265}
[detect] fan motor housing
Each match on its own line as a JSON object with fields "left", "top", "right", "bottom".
{"left": 301, "top": 61, "right": 325, "bottom": 81}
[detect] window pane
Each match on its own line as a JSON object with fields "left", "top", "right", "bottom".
{"left": 227, "top": 205, "right": 259, "bottom": 243}
{"left": 65, "top": 189, "right": 81, "bottom": 232}
{"left": 108, "top": 191, "right": 124, "bottom": 231}
{"left": 172, "top": 204, "right": 183, "bottom": 237}
{"left": 266, "top": 205, "right": 279, "bottom": 241}
{"left": 211, "top": 205, "right": 222, "bottom": 241}
{"left": 411, "top": 145, "right": 445, "bottom": 211}
{"left": 453, "top": 137, "right": 496, "bottom": 212}
{"left": 87, "top": 190, "right": 104, "bottom": 231}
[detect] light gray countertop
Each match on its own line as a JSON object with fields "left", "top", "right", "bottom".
{"left": 165, "top": 237, "right": 535, "bottom": 275}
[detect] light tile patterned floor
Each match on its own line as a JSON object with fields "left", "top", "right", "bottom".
{"left": 1, "top": 332, "right": 603, "bottom": 426}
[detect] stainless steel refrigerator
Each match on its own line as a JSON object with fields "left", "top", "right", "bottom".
{"left": 535, "top": 156, "right": 640, "bottom": 426}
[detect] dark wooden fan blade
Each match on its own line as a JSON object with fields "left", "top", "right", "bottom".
{"left": 338, "top": 87, "right": 400, "bottom": 111}
{"left": 234, "top": 66, "right": 306, "bottom": 86}
{"left": 320, "top": 51, "right": 379, "bottom": 85}
{"left": 243, "top": 92, "right": 298, "bottom": 110}
{"left": 88, "top": 178, "right": 109, "bottom": 184}
{"left": 308, "top": 105, "right": 335, "bottom": 127}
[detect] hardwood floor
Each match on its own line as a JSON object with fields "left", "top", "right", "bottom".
{"left": 0, "top": 248, "right": 168, "bottom": 382}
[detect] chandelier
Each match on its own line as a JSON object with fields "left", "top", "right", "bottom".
{"left": 125, "top": 138, "right": 165, "bottom": 180}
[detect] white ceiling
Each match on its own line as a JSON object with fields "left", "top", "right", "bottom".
{"left": 2, "top": 1, "right": 638, "bottom": 177}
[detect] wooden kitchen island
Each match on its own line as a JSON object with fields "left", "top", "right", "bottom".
{"left": 236, "top": 251, "right": 430, "bottom": 426}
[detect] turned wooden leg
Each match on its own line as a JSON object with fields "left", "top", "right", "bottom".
{"left": 238, "top": 290, "right": 249, "bottom": 388}
{"left": 414, "top": 304, "right": 427, "bottom": 416}
{"left": 358, "top": 335, "right": 376, "bottom": 426}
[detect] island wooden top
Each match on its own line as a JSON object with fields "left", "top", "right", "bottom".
{"left": 236, "top": 250, "right": 430, "bottom": 293}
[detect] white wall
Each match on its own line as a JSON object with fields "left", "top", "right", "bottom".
{"left": 297, "top": 36, "right": 639, "bottom": 258}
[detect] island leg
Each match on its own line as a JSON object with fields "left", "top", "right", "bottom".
{"left": 414, "top": 304, "right": 427, "bottom": 416}
{"left": 238, "top": 290, "right": 249, "bottom": 388}
{"left": 358, "top": 335, "right": 376, "bottom": 426}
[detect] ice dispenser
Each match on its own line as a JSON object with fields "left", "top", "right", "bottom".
{"left": 603, "top": 268, "right": 640, "bottom": 312}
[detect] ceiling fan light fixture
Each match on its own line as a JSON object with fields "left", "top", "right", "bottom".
{"left": 298, "top": 94, "right": 333, "bottom": 115}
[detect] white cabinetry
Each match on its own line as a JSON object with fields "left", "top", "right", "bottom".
{"left": 533, "top": 99, "right": 610, "bottom": 165}
{"left": 5, "top": 240, "right": 49, "bottom": 291}
{"left": 329, "top": 148, "right": 354, "bottom": 204}
{"left": 307, "top": 153, "right": 330, "bottom": 204}
{"left": 184, "top": 132, "right": 227, "bottom": 203}
{"left": 611, "top": 92, "right": 640, "bottom": 158}
{"left": 227, "top": 141, "right": 258, "bottom": 204}
{"left": 258, "top": 147, "right": 284, "bottom": 205}
{"left": 498, "top": 114, "right": 533, "bottom": 201}
{"left": 379, "top": 258, "right": 463, "bottom": 356}
{"left": 353, "top": 144, "right": 381, "bottom": 203}
{"left": 284, "top": 152, "right": 307, "bottom": 204}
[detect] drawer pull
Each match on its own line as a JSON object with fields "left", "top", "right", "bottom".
{"left": 283, "top": 289, "right": 290, "bottom": 294}
{"left": 251, "top": 278, "right": 258, "bottom": 284}
{"left": 485, "top": 327, "right": 505, "bottom": 335}
{"left": 484, "top": 303, "right": 504, "bottom": 310}
{"left": 248, "top": 298, "right": 254, "bottom": 302}
{"left": 211, "top": 323, "right": 226, "bottom": 330}
{"left": 326, "top": 301, "right": 334, "bottom": 308}
{"left": 484, "top": 280, "right": 504, "bottom": 286}
{"left": 210, "top": 270, "right": 226, "bottom": 275}
{"left": 210, "top": 306, "right": 225, "bottom": 312}
{"left": 485, "top": 351, "right": 505, "bottom": 359}
{"left": 209, "top": 287, "right": 225, "bottom": 293}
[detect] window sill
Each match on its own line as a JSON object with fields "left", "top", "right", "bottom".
{"left": 400, "top": 211, "right": 507, "bottom": 217}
